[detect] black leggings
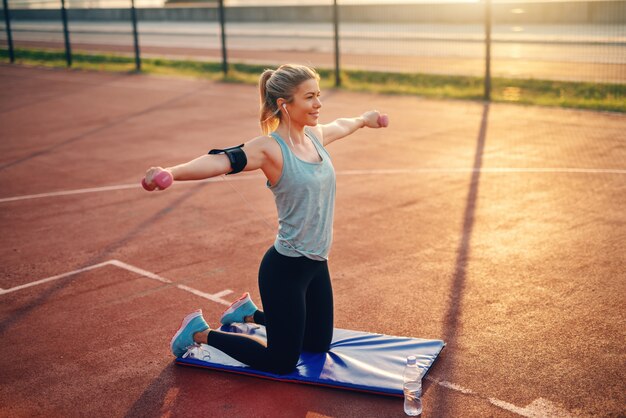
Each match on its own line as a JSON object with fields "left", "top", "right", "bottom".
{"left": 207, "top": 246, "right": 334, "bottom": 375}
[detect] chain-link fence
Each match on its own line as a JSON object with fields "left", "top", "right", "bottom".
{"left": 2, "top": 0, "right": 625, "bottom": 104}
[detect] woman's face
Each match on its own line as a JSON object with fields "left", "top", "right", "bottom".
{"left": 284, "top": 78, "right": 322, "bottom": 126}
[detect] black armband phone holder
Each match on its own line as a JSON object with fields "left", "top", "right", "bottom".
{"left": 208, "top": 144, "right": 247, "bottom": 175}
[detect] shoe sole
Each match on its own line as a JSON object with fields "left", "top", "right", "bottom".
{"left": 220, "top": 292, "right": 250, "bottom": 321}
{"left": 170, "top": 309, "right": 202, "bottom": 350}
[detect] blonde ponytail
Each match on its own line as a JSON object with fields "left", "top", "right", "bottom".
{"left": 259, "top": 69, "right": 279, "bottom": 135}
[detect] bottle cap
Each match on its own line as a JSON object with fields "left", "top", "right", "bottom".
{"left": 407, "top": 355, "right": 417, "bottom": 365}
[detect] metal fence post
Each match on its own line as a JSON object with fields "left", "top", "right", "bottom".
{"left": 130, "top": 0, "right": 141, "bottom": 71}
{"left": 2, "top": 0, "right": 15, "bottom": 63}
{"left": 60, "top": 0, "right": 72, "bottom": 67}
{"left": 333, "top": 0, "right": 340, "bottom": 87}
{"left": 484, "top": 0, "right": 492, "bottom": 101}
{"left": 218, "top": 0, "right": 227, "bottom": 76}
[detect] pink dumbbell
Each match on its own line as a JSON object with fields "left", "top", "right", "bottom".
{"left": 141, "top": 170, "right": 173, "bottom": 191}
{"left": 377, "top": 114, "right": 389, "bottom": 127}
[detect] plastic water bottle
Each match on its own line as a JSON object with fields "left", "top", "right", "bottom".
{"left": 403, "top": 355, "right": 422, "bottom": 416}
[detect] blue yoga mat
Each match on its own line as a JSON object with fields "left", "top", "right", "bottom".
{"left": 175, "top": 324, "right": 445, "bottom": 397}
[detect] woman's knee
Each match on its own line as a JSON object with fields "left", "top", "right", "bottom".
{"left": 303, "top": 326, "right": 333, "bottom": 353}
{"left": 303, "top": 339, "right": 331, "bottom": 353}
{"left": 267, "top": 352, "right": 299, "bottom": 375}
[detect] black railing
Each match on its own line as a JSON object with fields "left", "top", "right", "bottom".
{"left": 1, "top": 1, "right": 625, "bottom": 103}
{"left": 1, "top": 0, "right": 13, "bottom": 62}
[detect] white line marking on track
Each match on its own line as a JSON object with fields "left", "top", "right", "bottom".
{"left": 1, "top": 167, "right": 624, "bottom": 203}
{"left": 0, "top": 184, "right": 140, "bottom": 203}
{"left": 340, "top": 167, "right": 626, "bottom": 175}
{"left": 488, "top": 397, "right": 576, "bottom": 418}
{"left": 435, "top": 379, "right": 474, "bottom": 394}
{"left": 175, "top": 284, "right": 231, "bottom": 306}
{"left": 0, "top": 261, "right": 112, "bottom": 295}
{"left": 0, "top": 176, "right": 263, "bottom": 204}
{"left": 426, "top": 376, "right": 575, "bottom": 417}
{"left": 211, "top": 289, "right": 234, "bottom": 299}
{"left": 0, "top": 259, "right": 232, "bottom": 305}
{"left": 108, "top": 259, "right": 173, "bottom": 284}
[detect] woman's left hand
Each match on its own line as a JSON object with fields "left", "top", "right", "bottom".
{"left": 360, "top": 110, "right": 389, "bottom": 128}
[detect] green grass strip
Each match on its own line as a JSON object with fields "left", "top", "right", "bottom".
{"left": 2, "top": 47, "right": 624, "bottom": 113}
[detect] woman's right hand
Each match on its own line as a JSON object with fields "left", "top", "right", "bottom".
{"left": 144, "top": 167, "right": 173, "bottom": 190}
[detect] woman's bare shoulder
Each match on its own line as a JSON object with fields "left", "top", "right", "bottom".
{"left": 246, "top": 134, "right": 278, "bottom": 150}
{"left": 244, "top": 134, "right": 281, "bottom": 160}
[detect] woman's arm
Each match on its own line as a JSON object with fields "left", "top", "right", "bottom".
{"left": 144, "top": 135, "right": 270, "bottom": 188}
{"left": 166, "top": 153, "right": 231, "bottom": 181}
{"left": 319, "top": 110, "right": 386, "bottom": 146}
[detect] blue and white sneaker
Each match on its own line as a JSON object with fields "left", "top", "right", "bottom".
{"left": 220, "top": 292, "right": 258, "bottom": 326}
{"left": 170, "top": 309, "right": 210, "bottom": 358}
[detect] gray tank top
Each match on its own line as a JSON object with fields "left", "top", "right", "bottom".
{"left": 268, "top": 128, "right": 336, "bottom": 260}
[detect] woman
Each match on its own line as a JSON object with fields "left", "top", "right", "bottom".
{"left": 145, "top": 64, "right": 388, "bottom": 375}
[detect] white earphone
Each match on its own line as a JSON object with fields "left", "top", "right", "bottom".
{"left": 280, "top": 103, "right": 295, "bottom": 147}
